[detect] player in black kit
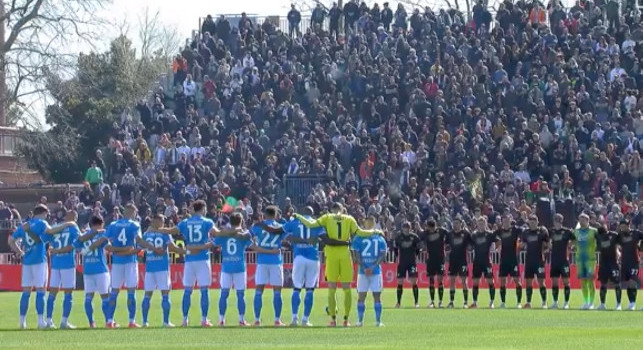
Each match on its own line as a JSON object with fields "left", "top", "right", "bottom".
{"left": 471, "top": 216, "right": 496, "bottom": 308}
{"left": 616, "top": 219, "right": 642, "bottom": 311}
{"left": 422, "top": 219, "right": 447, "bottom": 308}
{"left": 548, "top": 214, "right": 575, "bottom": 309}
{"left": 520, "top": 215, "right": 549, "bottom": 309}
{"left": 596, "top": 226, "right": 622, "bottom": 310}
{"left": 394, "top": 222, "right": 422, "bottom": 308}
{"left": 494, "top": 213, "right": 523, "bottom": 308}
{"left": 447, "top": 217, "right": 472, "bottom": 309}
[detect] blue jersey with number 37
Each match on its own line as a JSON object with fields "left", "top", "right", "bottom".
{"left": 283, "top": 217, "right": 323, "bottom": 261}
{"left": 178, "top": 215, "right": 214, "bottom": 262}
{"left": 351, "top": 235, "right": 387, "bottom": 275}
{"left": 105, "top": 218, "right": 141, "bottom": 264}
{"left": 213, "top": 235, "right": 252, "bottom": 273}
{"left": 50, "top": 224, "right": 80, "bottom": 269}
{"left": 251, "top": 220, "right": 285, "bottom": 265}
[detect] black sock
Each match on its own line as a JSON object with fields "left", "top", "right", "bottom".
{"left": 428, "top": 277, "right": 435, "bottom": 302}
{"left": 463, "top": 289, "right": 469, "bottom": 304}
{"left": 472, "top": 286, "right": 479, "bottom": 302}
{"left": 628, "top": 288, "right": 637, "bottom": 303}
{"left": 600, "top": 285, "right": 607, "bottom": 304}
{"left": 552, "top": 286, "right": 559, "bottom": 302}
{"left": 516, "top": 285, "right": 523, "bottom": 303}
{"left": 490, "top": 284, "right": 496, "bottom": 302}
{"left": 449, "top": 289, "right": 455, "bottom": 302}
{"left": 526, "top": 287, "right": 533, "bottom": 303}
{"left": 438, "top": 285, "right": 444, "bottom": 302}
{"left": 500, "top": 286, "right": 507, "bottom": 303}
{"left": 615, "top": 287, "right": 622, "bottom": 304}
{"left": 539, "top": 286, "right": 547, "bottom": 302}
{"left": 396, "top": 284, "right": 403, "bottom": 304}
{"left": 412, "top": 285, "right": 419, "bottom": 304}
{"left": 564, "top": 285, "right": 571, "bottom": 303}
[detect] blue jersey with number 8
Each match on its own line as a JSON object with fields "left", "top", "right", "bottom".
{"left": 251, "top": 220, "right": 285, "bottom": 265}
{"left": 178, "top": 215, "right": 214, "bottom": 262}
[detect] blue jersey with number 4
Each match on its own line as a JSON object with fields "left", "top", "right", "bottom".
{"left": 214, "top": 235, "right": 252, "bottom": 273}
{"left": 251, "top": 220, "right": 285, "bottom": 265}
{"left": 351, "top": 235, "right": 387, "bottom": 275}
{"left": 74, "top": 231, "right": 108, "bottom": 275}
{"left": 142, "top": 231, "right": 172, "bottom": 273}
{"left": 283, "top": 217, "right": 323, "bottom": 261}
{"left": 178, "top": 215, "right": 214, "bottom": 262}
{"left": 51, "top": 224, "right": 80, "bottom": 269}
{"left": 105, "top": 219, "right": 141, "bottom": 264}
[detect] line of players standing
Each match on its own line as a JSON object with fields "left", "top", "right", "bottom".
{"left": 392, "top": 212, "right": 642, "bottom": 310}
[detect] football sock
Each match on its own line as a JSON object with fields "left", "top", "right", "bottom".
{"left": 615, "top": 287, "right": 622, "bottom": 304}
{"left": 182, "top": 288, "right": 192, "bottom": 320}
{"left": 581, "top": 280, "right": 589, "bottom": 304}
{"left": 62, "top": 293, "right": 73, "bottom": 321}
{"left": 588, "top": 282, "right": 596, "bottom": 304}
{"left": 19, "top": 291, "right": 30, "bottom": 319}
{"left": 108, "top": 291, "right": 118, "bottom": 322}
{"left": 327, "top": 288, "right": 337, "bottom": 318}
{"left": 472, "top": 285, "right": 479, "bottom": 302}
{"left": 254, "top": 289, "right": 263, "bottom": 320}
{"left": 303, "top": 289, "right": 314, "bottom": 319}
{"left": 101, "top": 295, "right": 110, "bottom": 322}
{"left": 396, "top": 284, "right": 403, "bottom": 304}
{"left": 161, "top": 294, "right": 171, "bottom": 324}
{"left": 357, "top": 302, "right": 365, "bottom": 323}
{"left": 489, "top": 284, "right": 496, "bottom": 302}
{"left": 142, "top": 295, "right": 151, "bottom": 324}
{"left": 552, "top": 286, "right": 559, "bottom": 302}
{"left": 412, "top": 285, "right": 419, "bottom": 304}
{"left": 84, "top": 294, "right": 94, "bottom": 324}
{"left": 236, "top": 290, "right": 246, "bottom": 321}
{"left": 627, "top": 288, "right": 637, "bottom": 303}
{"left": 374, "top": 302, "right": 382, "bottom": 323}
{"left": 449, "top": 289, "right": 455, "bottom": 302}
{"left": 463, "top": 289, "right": 468, "bottom": 304}
{"left": 516, "top": 285, "right": 523, "bottom": 303}
{"left": 127, "top": 291, "right": 137, "bottom": 322}
{"left": 343, "top": 289, "right": 352, "bottom": 318}
{"left": 564, "top": 285, "right": 571, "bottom": 303}
{"left": 273, "top": 290, "right": 283, "bottom": 321}
{"left": 36, "top": 291, "right": 45, "bottom": 321}
{"left": 199, "top": 287, "right": 209, "bottom": 321}
{"left": 291, "top": 288, "right": 301, "bottom": 319}
{"left": 46, "top": 293, "right": 56, "bottom": 321}
{"left": 438, "top": 285, "right": 444, "bottom": 302}
{"left": 539, "top": 286, "right": 547, "bottom": 303}
{"left": 500, "top": 286, "right": 507, "bottom": 303}
{"left": 428, "top": 277, "right": 435, "bottom": 301}
{"left": 526, "top": 286, "right": 533, "bottom": 303}
{"left": 599, "top": 285, "right": 607, "bottom": 304}
{"left": 219, "top": 289, "right": 230, "bottom": 321}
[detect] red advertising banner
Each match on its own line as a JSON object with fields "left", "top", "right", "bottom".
{"left": 1, "top": 263, "right": 641, "bottom": 292}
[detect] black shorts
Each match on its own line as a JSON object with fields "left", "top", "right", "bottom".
{"left": 448, "top": 261, "right": 468, "bottom": 277}
{"left": 621, "top": 265, "right": 640, "bottom": 282}
{"left": 397, "top": 262, "right": 418, "bottom": 279}
{"left": 550, "top": 263, "right": 570, "bottom": 278}
{"left": 524, "top": 263, "right": 545, "bottom": 279}
{"left": 598, "top": 263, "right": 620, "bottom": 284}
{"left": 472, "top": 262, "right": 493, "bottom": 279}
{"left": 499, "top": 260, "right": 519, "bottom": 277}
{"left": 425, "top": 260, "right": 445, "bottom": 276}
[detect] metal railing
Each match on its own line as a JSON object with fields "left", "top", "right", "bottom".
{"left": 282, "top": 174, "right": 330, "bottom": 207}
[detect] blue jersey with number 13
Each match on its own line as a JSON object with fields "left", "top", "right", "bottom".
{"left": 178, "top": 215, "right": 214, "bottom": 262}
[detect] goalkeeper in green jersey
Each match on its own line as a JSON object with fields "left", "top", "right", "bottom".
{"left": 573, "top": 213, "right": 598, "bottom": 309}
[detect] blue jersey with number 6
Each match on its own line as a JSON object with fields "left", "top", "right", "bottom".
{"left": 142, "top": 231, "right": 172, "bottom": 273}
{"left": 214, "top": 235, "right": 252, "bottom": 273}
{"left": 351, "top": 235, "right": 387, "bottom": 275}
{"left": 51, "top": 224, "right": 80, "bottom": 269}
{"left": 251, "top": 220, "right": 285, "bottom": 265}
{"left": 12, "top": 222, "right": 48, "bottom": 265}
{"left": 283, "top": 217, "right": 323, "bottom": 261}
{"left": 105, "top": 218, "right": 141, "bottom": 264}
{"left": 178, "top": 215, "right": 214, "bottom": 262}
{"left": 74, "top": 231, "right": 108, "bottom": 275}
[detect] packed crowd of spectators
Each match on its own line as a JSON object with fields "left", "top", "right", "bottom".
{"left": 56, "top": 0, "right": 643, "bottom": 238}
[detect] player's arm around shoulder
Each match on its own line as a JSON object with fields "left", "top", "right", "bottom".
{"left": 294, "top": 213, "right": 322, "bottom": 228}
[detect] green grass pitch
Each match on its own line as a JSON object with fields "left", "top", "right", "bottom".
{"left": 0, "top": 289, "right": 641, "bottom": 349}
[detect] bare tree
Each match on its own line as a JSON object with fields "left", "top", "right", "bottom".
{"left": 0, "top": 0, "right": 111, "bottom": 126}
{"left": 137, "top": 6, "right": 181, "bottom": 61}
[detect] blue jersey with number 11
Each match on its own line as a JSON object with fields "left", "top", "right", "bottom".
{"left": 214, "top": 235, "right": 252, "bottom": 273}
{"left": 251, "top": 220, "right": 285, "bottom": 265}
{"left": 283, "top": 217, "right": 323, "bottom": 261}
{"left": 105, "top": 219, "right": 141, "bottom": 264}
{"left": 352, "top": 235, "right": 387, "bottom": 275}
{"left": 178, "top": 215, "right": 214, "bottom": 262}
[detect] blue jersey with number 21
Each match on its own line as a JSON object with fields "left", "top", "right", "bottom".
{"left": 51, "top": 224, "right": 81, "bottom": 269}
{"left": 351, "top": 235, "right": 387, "bottom": 275}
{"left": 214, "top": 235, "right": 252, "bottom": 273}
{"left": 251, "top": 220, "right": 285, "bottom": 265}
{"left": 178, "top": 215, "right": 214, "bottom": 262}
{"left": 283, "top": 217, "right": 323, "bottom": 261}
{"left": 74, "top": 231, "right": 109, "bottom": 275}
{"left": 105, "top": 218, "right": 141, "bottom": 264}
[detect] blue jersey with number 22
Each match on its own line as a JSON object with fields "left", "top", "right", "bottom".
{"left": 251, "top": 220, "right": 285, "bottom": 265}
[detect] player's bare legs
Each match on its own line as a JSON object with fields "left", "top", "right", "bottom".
{"left": 253, "top": 284, "right": 265, "bottom": 326}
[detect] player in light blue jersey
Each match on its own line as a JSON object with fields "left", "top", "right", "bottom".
{"left": 159, "top": 200, "right": 241, "bottom": 328}
{"left": 282, "top": 207, "right": 324, "bottom": 327}
{"left": 250, "top": 206, "right": 288, "bottom": 326}
{"left": 9, "top": 204, "right": 74, "bottom": 329}
{"left": 74, "top": 215, "right": 111, "bottom": 328}
{"left": 351, "top": 217, "right": 388, "bottom": 327}
{"left": 46, "top": 210, "right": 81, "bottom": 329}
{"left": 141, "top": 214, "right": 185, "bottom": 328}
{"left": 213, "top": 212, "right": 278, "bottom": 327}
{"left": 85, "top": 204, "right": 157, "bottom": 328}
